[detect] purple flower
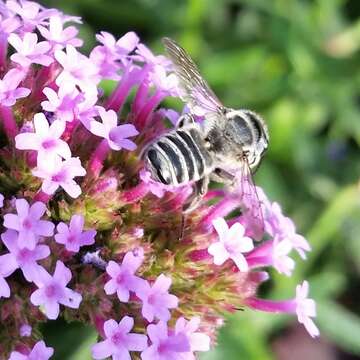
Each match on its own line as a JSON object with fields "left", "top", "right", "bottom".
{"left": 246, "top": 281, "right": 319, "bottom": 338}
{"left": 19, "top": 323, "right": 32, "bottom": 337}
{"left": 208, "top": 218, "right": 254, "bottom": 272}
{"left": 90, "top": 31, "right": 139, "bottom": 80}
{"left": 8, "top": 32, "right": 53, "bottom": 67}
{"left": 6, "top": 0, "right": 57, "bottom": 31}
{"left": 41, "top": 85, "right": 83, "bottom": 123}
{"left": 54, "top": 214, "right": 96, "bottom": 252}
{"left": 0, "top": 192, "right": 4, "bottom": 207}
{"left": 246, "top": 238, "right": 295, "bottom": 276}
{"left": 137, "top": 274, "right": 178, "bottom": 322}
{"left": 104, "top": 248, "right": 145, "bottom": 302}
{"left": 32, "top": 156, "right": 86, "bottom": 198}
{"left": 139, "top": 169, "right": 168, "bottom": 198}
{"left": 3, "top": 199, "right": 54, "bottom": 249}
{"left": 30, "top": 261, "right": 82, "bottom": 320}
{"left": 1, "top": 229, "right": 50, "bottom": 282}
{"left": 141, "top": 321, "right": 190, "bottom": 360}
{"left": 15, "top": 112, "right": 71, "bottom": 164}
{"left": 38, "top": 15, "right": 83, "bottom": 50}
{"left": 55, "top": 44, "right": 99, "bottom": 92}
{"left": 175, "top": 317, "right": 211, "bottom": 357}
{"left": 89, "top": 107, "right": 139, "bottom": 151}
{"left": 264, "top": 201, "right": 311, "bottom": 259}
{"left": 8, "top": 340, "right": 54, "bottom": 360}
{"left": 0, "top": 252, "right": 18, "bottom": 298}
{"left": 91, "top": 316, "right": 148, "bottom": 360}
{"left": 0, "top": 69, "right": 31, "bottom": 107}
{"left": 295, "top": 281, "right": 319, "bottom": 338}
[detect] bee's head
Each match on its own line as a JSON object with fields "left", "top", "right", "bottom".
{"left": 216, "top": 109, "right": 269, "bottom": 171}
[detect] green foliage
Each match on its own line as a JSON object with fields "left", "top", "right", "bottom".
{"left": 40, "top": 0, "right": 360, "bottom": 358}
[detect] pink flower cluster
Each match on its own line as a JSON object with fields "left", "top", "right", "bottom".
{"left": 0, "top": 1, "right": 319, "bottom": 359}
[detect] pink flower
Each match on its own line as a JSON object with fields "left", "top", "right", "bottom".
{"left": 0, "top": 251, "right": 18, "bottom": 298}
{"left": 32, "top": 156, "right": 86, "bottom": 198}
{"left": 0, "top": 69, "right": 31, "bottom": 107}
{"left": 38, "top": 15, "right": 83, "bottom": 50}
{"left": 6, "top": 0, "right": 57, "bottom": 31}
{"left": 8, "top": 32, "right": 52, "bottom": 67}
{"left": 295, "top": 281, "right": 320, "bottom": 338}
{"left": 41, "top": 84, "right": 83, "bottom": 123}
{"left": 208, "top": 218, "right": 254, "bottom": 272}
{"left": 137, "top": 274, "right": 178, "bottom": 322}
{"left": 246, "top": 238, "right": 295, "bottom": 276}
{"left": 0, "top": 193, "right": 4, "bottom": 207}
{"left": 3, "top": 199, "right": 54, "bottom": 249}
{"left": 246, "top": 281, "right": 319, "bottom": 338}
{"left": 19, "top": 324, "right": 32, "bottom": 337}
{"left": 139, "top": 169, "right": 167, "bottom": 198}
{"left": 91, "top": 317, "right": 148, "bottom": 360}
{"left": 15, "top": 112, "right": 71, "bottom": 164}
{"left": 89, "top": 107, "right": 139, "bottom": 151}
{"left": 30, "top": 261, "right": 82, "bottom": 320}
{"left": 55, "top": 214, "right": 96, "bottom": 252}
{"left": 8, "top": 340, "right": 54, "bottom": 360}
{"left": 141, "top": 321, "right": 190, "bottom": 360}
{"left": 264, "top": 201, "right": 311, "bottom": 259}
{"left": 1, "top": 229, "right": 50, "bottom": 282}
{"left": 271, "top": 238, "right": 295, "bottom": 276}
{"left": 104, "top": 248, "right": 145, "bottom": 302}
{"left": 175, "top": 317, "right": 210, "bottom": 357}
{"left": 55, "top": 44, "right": 99, "bottom": 92}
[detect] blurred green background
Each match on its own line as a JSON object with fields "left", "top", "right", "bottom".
{"left": 40, "top": 0, "right": 360, "bottom": 359}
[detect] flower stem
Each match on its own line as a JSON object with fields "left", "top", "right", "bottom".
{"left": 135, "top": 90, "right": 166, "bottom": 130}
{"left": 0, "top": 105, "right": 18, "bottom": 139}
{"left": 246, "top": 296, "right": 296, "bottom": 314}
{"left": 88, "top": 139, "right": 110, "bottom": 178}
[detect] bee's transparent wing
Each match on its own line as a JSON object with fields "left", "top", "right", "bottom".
{"left": 236, "top": 160, "right": 265, "bottom": 240}
{"left": 162, "top": 37, "right": 224, "bottom": 114}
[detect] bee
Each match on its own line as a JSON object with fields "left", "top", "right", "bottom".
{"left": 143, "top": 38, "right": 269, "bottom": 237}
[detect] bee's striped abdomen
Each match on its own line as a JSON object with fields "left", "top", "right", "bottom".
{"left": 144, "top": 127, "right": 213, "bottom": 186}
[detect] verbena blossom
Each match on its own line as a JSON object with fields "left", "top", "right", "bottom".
{"left": 208, "top": 217, "right": 254, "bottom": 272}
{"left": 15, "top": 112, "right": 71, "bottom": 164}
{"left": 0, "top": 69, "right": 31, "bottom": 106}
{"left": 32, "top": 156, "right": 86, "bottom": 198}
{"left": 137, "top": 274, "right": 179, "bottom": 322}
{"left": 30, "top": 261, "right": 82, "bottom": 319}
{"left": 8, "top": 340, "right": 54, "bottom": 360}
{"left": 1, "top": 229, "right": 50, "bottom": 281}
{"left": 3, "top": 199, "right": 54, "bottom": 249}
{"left": 19, "top": 324, "right": 32, "bottom": 337}
{"left": 91, "top": 317, "right": 148, "bottom": 360}
{"left": 89, "top": 107, "right": 139, "bottom": 151}
{"left": 54, "top": 214, "right": 96, "bottom": 252}
{"left": 0, "top": 2, "right": 318, "bottom": 358}
{"left": 8, "top": 32, "right": 53, "bottom": 67}
{"left": 104, "top": 248, "right": 145, "bottom": 302}
{"left": 141, "top": 321, "right": 190, "bottom": 360}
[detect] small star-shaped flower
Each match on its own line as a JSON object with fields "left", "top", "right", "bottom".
{"left": 208, "top": 218, "right": 254, "bottom": 271}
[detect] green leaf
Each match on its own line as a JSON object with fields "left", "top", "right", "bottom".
{"left": 317, "top": 301, "right": 360, "bottom": 355}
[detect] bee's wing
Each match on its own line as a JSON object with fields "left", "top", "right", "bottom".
{"left": 236, "top": 159, "right": 265, "bottom": 240}
{"left": 162, "top": 37, "right": 224, "bottom": 114}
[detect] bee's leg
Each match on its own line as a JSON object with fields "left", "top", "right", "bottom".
{"left": 210, "top": 168, "right": 235, "bottom": 187}
{"left": 183, "top": 176, "right": 210, "bottom": 213}
{"left": 177, "top": 113, "right": 195, "bottom": 128}
{"left": 178, "top": 176, "right": 209, "bottom": 241}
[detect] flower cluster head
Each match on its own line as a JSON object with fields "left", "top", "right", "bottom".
{"left": 0, "top": 1, "right": 318, "bottom": 358}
